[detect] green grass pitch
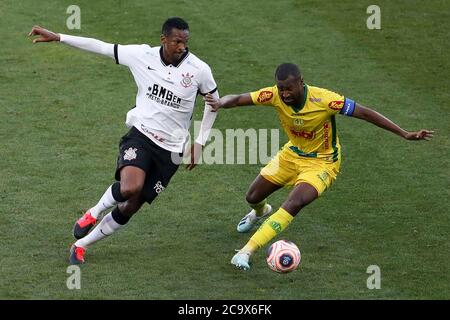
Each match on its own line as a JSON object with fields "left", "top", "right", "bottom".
{"left": 0, "top": 0, "right": 449, "bottom": 299}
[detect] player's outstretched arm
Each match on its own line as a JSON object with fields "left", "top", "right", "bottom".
{"left": 204, "top": 93, "right": 254, "bottom": 112}
{"left": 28, "top": 25, "right": 60, "bottom": 42}
{"left": 29, "top": 25, "right": 115, "bottom": 58}
{"left": 352, "top": 104, "right": 434, "bottom": 141}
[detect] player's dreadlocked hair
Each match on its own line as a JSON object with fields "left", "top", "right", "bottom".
{"left": 162, "top": 17, "right": 189, "bottom": 36}
{"left": 275, "top": 63, "right": 302, "bottom": 81}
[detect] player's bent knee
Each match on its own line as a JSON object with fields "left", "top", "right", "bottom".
{"left": 120, "top": 184, "right": 144, "bottom": 200}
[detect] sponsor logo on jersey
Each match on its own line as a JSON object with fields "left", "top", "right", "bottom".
{"left": 180, "top": 72, "right": 194, "bottom": 88}
{"left": 323, "top": 121, "right": 329, "bottom": 149}
{"left": 123, "top": 147, "right": 137, "bottom": 161}
{"left": 140, "top": 124, "right": 166, "bottom": 142}
{"left": 147, "top": 84, "right": 182, "bottom": 109}
{"left": 257, "top": 90, "right": 273, "bottom": 103}
{"left": 309, "top": 97, "right": 322, "bottom": 103}
{"left": 290, "top": 128, "right": 315, "bottom": 139}
{"left": 328, "top": 100, "right": 344, "bottom": 110}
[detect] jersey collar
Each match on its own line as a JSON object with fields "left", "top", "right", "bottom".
{"left": 159, "top": 47, "right": 189, "bottom": 67}
{"left": 289, "top": 84, "right": 308, "bottom": 113}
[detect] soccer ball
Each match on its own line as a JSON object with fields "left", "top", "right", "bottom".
{"left": 266, "top": 240, "right": 301, "bottom": 273}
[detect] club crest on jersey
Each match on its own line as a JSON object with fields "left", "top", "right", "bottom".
{"left": 123, "top": 147, "right": 137, "bottom": 161}
{"left": 180, "top": 72, "right": 194, "bottom": 88}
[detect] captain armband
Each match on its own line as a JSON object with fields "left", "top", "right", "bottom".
{"left": 339, "top": 98, "right": 355, "bottom": 116}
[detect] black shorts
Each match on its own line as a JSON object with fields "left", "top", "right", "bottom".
{"left": 115, "top": 126, "right": 182, "bottom": 204}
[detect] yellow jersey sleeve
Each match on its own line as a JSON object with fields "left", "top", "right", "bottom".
{"left": 317, "top": 88, "right": 356, "bottom": 116}
{"left": 316, "top": 88, "right": 346, "bottom": 115}
{"left": 250, "top": 86, "right": 277, "bottom": 107}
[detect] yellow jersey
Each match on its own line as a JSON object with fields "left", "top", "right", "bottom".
{"left": 250, "top": 84, "right": 355, "bottom": 162}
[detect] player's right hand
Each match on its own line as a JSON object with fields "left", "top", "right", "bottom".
{"left": 28, "top": 25, "right": 60, "bottom": 43}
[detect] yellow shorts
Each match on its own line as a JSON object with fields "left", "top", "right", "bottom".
{"left": 260, "top": 146, "right": 341, "bottom": 196}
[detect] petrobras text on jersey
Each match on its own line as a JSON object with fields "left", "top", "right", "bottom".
{"left": 146, "top": 84, "right": 183, "bottom": 109}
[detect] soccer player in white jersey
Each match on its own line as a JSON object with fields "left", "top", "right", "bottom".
{"left": 29, "top": 18, "right": 219, "bottom": 265}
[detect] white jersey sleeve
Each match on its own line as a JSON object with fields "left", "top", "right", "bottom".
{"left": 194, "top": 62, "right": 219, "bottom": 145}
{"left": 195, "top": 90, "right": 219, "bottom": 146}
{"left": 197, "top": 63, "right": 217, "bottom": 95}
{"left": 114, "top": 44, "right": 150, "bottom": 67}
{"left": 59, "top": 34, "right": 115, "bottom": 58}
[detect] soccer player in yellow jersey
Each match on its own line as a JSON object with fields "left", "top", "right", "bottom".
{"left": 205, "top": 63, "right": 434, "bottom": 270}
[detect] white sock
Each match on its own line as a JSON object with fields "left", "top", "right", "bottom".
{"left": 89, "top": 185, "right": 118, "bottom": 219}
{"left": 75, "top": 212, "right": 123, "bottom": 248}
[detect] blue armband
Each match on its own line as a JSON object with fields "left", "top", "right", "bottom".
{"left": 340, "top": 98, "right": 355, "bottom": 116}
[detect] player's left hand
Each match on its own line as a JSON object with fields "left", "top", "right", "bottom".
{"left": 404, "top": 129, "right": 434, "bottom": 141}
{"left": 185, "top": 143, "right": 203, "bottom": 170}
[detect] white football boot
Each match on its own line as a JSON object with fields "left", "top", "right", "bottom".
{"left": 237, "top": 204, "right": 272, "bottom": 233}
{"left": 231, "top": 251, "right": 251, "bottom": 270}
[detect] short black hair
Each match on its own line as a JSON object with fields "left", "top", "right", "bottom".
{"left": 162, "top": 17, "right": 189, "bottom": 36}
{"left": 275, "top": 63, "right": 302, "bottom": 81}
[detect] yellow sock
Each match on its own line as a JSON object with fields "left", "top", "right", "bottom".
{"left": 242, "top": 208, "right": 294, "bottom": 253}
{"left": 249, "top": 199, "right": 267, "bottom": 216}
